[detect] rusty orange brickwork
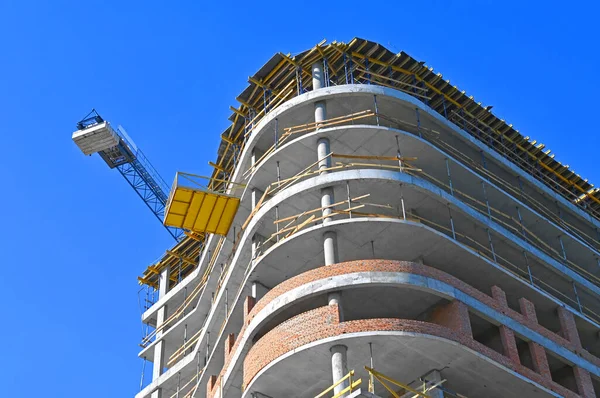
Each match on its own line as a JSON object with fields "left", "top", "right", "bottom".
{"left": 207, "top": 260, "right": 596, "bottom": 398}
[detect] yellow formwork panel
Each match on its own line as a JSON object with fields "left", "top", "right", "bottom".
{"left": 164, "top": 183, "right": 240, "bottom": 237}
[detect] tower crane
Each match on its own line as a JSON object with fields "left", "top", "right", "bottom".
{"left": 72, "top": 109, "right": 183, "bottom": 240}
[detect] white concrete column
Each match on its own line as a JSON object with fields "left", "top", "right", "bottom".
{"left": 251, "top": 188, "right": 264, "bottom": 209}
{"left": 323, "top": 231, "right": 339, "bottom": 265}
{"left": 321, "top": 187, "right": 335, "bottom": 222}
{"left": 328, "top": 291, "right": 344, "bottom": 321}
{"left": 330, "top": 345, "right": 349, "bottom": 397}
{"left": 152, "top": 266, "right": 170, "bottom": 381}
{"left": 251, "top": 148, "right": 264, "bottom": 167}
{"left": 317, "top": 137, "right": 331, "bottom": 172}
{"left": 251, "top": 281, "right": 269, "bottom": 302}
{"left": 313, "top": 61, "right": 327, "bottom": 128}
{"left": 315, "top": 101, "right": 326, "bottom": 127}
{"left": 150, "top": 389, "right": 162, "bottom": 398}
{"left": 313, "top": 62, "right": 325, "bottom": 90}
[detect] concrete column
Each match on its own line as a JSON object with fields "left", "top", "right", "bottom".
{"left": 152, "top": 266, "right": 170, "bottom": 381}
{"left": 251, "top": 148, "right": 264, "bottom": 167}
{"left": 330, "top": 345, "right": 349, "bottom": 397}
{"left": 150, "top": 389, "right": 162, "bottom": 398}
{"left": 321, "top": 187, "right": 335, "bottom": 222}
{"left": 323, "top": 231, "right": 339, "bottom": 265}
{"left": 317, "top": 137, "right": 331, "bottom": 173}
{"left": 328, "top": 291, "right": 344, "bottom": 321}
{"left": 313, "top": 62, "right": 327, "bottom": 128}
{"left": 251, "top": 188, "right": 264, "bottom": 209}
{"left": 251, "top": 281, "right": 269, "bottom": 302}
{"left": 313, "top": 62, "right": 325, "bottom": 90}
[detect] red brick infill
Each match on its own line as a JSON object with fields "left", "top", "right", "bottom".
{"left": 206, "top": 260, "right": 596, "bottom": 397}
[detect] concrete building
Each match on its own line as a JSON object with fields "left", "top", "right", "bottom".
{"left": 135, "top": 38, "right": 600, "bottom": 398}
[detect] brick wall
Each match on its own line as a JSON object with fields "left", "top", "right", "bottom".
{"left": 242, "top": 303, "right": 589, "bottom": 397}
{"left": 210, "top": 260, "right": 596, "bottom": 397}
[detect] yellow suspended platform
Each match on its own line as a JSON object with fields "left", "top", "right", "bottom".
{"left": 164, "top": 173, "right": 241, "bottom": 236}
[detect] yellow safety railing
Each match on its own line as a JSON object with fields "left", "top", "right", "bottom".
{"left": 314, "top": 370, "right": 362, "bottom": 398}
{"left": 365, "top": 366, "right": 432, "bottom": 398}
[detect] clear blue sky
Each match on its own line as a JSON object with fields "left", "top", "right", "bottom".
{"left": 0, "top": 1, "right": 598, "bottom": 397}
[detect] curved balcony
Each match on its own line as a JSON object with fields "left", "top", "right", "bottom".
{"left": 239, "top": 168, "right": 600, "bottom": 324}
{"left": 213, "top": 259, "right": 599, "bottom": 398}
{"left": 234, "top": 84, "right": 600, "bottom": 251}
{"left": 207, "top": 260, "right": 599, "bottom": 398}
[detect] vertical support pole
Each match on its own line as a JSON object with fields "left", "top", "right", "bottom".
{"left": 275, "top": 206, "right": 279, "bottom": 242}
{"left": 395, "top": 136, "right": 403, "bottom": 172}
{"left": 573, "top": 282, "right": 583, "bottom": 313}
{"left": 346, "top": 181, "right": 352, "bottom": 219}
{"left": 517, "top": 175, "right": 525, "bottom": 201}
{"left": 448, "top": 205, "right": 456, "bottom": 240}
{"left": 373, "top": 95, "right": 380, "bottom": 125}
{"left": 412, "top": 75, "right": 418, "bottom": 95}
{"left": 343, "top": 53, "right": 349, "bottom": 84}
{"left": 555, "top": 201, "right": 564, "bottom": 220}
{"left": 205, "top": 331, "right": 210, "bottom": 365}
{"left": 368, "top": 343, "right": 375, "bottom": 394}
{"left": 487, "top": 228, "right": 497, "bottom": 263}
{"left": 481, "top": 181, "right": 492, "bottom": 220}
{"left": 274, "top": 118, "right": 279, "bottom": 149}
{"left": 400, "top": 186, "right": 406, "bottom": 220}
{"left": 183, "top": 324, "right": 187, "bottom": 350}
{"left": 445, "top": 158, "right": 454, "bottom": 195}
{"left": 480, "top": 150, "right": 488, "bottom": 169}
{"left": 176, "top": 372, "right": 181, "bottom": 398}
{"left": 225, "top": 288, "right": 229, "bottom": 317}
{"left": 415, "top": 108, "right": 422, "bottom": 137}
{"left": 365, "top": 57, "right": 370, "bottom": 84}
{"left": 196, "top": 351, "right": 200, "bottom": 377}
{"left": 296, "top": 67, "right": 301, "bottom": 95}
{"left": 276, "top": 161, "right": 281, "bottom": 183}
{"left": 442, "top": 96, "right": 447, "bottom": 119}
{"left": 516, "top": 206, "right": 526, "bottom": 239}
{"left": 523, "top": 251, "right": 534, "bottom": 285}
{"left": 558, "top": 235, "right": 568, "bottom": 261}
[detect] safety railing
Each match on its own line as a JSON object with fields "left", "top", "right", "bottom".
{"left": 241, "top": 109, "right": 600, "bottom": 293}
{"left": 247, "top": 171, "right": 600, "bottom": 324}
{"left": 243, "top": 107, "right": 600, "bottom": 258}
{"left": 365, "top": 366, "right": 448, "bottom": 398}
{"left": 314, "top": 370, "right": 362, "bottom": 398}
{"left": 140, "top": 237, "right": 225, "bottom": 347}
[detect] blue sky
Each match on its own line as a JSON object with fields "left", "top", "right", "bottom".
{"left": 0, "top": 1, "right": 598, "bottom": 397}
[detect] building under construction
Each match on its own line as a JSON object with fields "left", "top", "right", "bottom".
{"left": 75, "top": 38, "right": 600, "bottom": 398}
